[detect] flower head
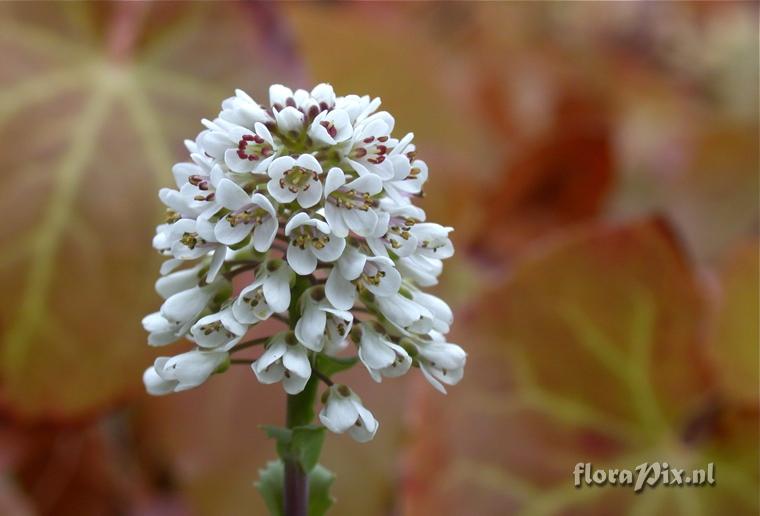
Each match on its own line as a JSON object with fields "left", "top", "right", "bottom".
{"left": 142, "top": 83, "right": 464, "bottom": 443}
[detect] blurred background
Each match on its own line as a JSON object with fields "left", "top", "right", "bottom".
{"left": 0, "top": 2, "right": 757, "bottom": 515}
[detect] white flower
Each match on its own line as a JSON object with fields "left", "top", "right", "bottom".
{"left": 213, "top": 179, "right": 278, "bottom": 250}
{"left": 409, "top": 289, "right": 453, "bottom": 334}
{"left": 167, "top": 157, "right": 222, "bottom": 216}
{"left": 383, "top": 155, "right": 428, "bottom": 205}
{"left": 397, "top": 254, "right": 443, "bottom": 287}
{"left": 200, "top": 119, "right": 276, "bottom": 173}
{"left": 154, "top": 263, "right": 204, "bottom": 300}
{"left": 323, "top": 168, "right": 385, "bottom": 238}
{"left": 309, "top": 109, "right": 352, "bottom": 146}
{"left": 190, "top": 307, "right": 248, "bottom": 350}
{"left": 344, "top": 112, "right": 396, "bottom": 179}
{"left": 151, "top": 282, "right": 223, "bottom": 344}
{"left": 165, "top": 218, "right": 227, "bottom": 281}
{"left": 335, "top": 94, "right": 381, "bottom": 124}
{"left": 270, "top": 83, "right": 336, "bottom": 114}
{"left": 267, "top": 155, "right": 323, "bottom": 208}
{"left": 269, "top": 84, "right": 298, "bottom": 110}
{"left": 171, "top": 147, "right": 215, "bottom": 189}
{"left": 144, "top": 349, "right": 228, "bottom": 395}
{"left": 310, "top": 83, "right": 337, "bottom": 110}
{"left": 410, "top": 223, "right": 454, "bottom": 259}
{"left": 415, "top": 336, "right": 466, "bottom": 394}
{"left": 168, "top": 218, "right": 218, "bottom": 260}
{"left": 273, "top": 106, "right": 305, "bottom": 133}
{"left": 285, "top": 212, "right": 345, "bottom": 275}
{"left": 294, "top": 286, "right": 353, "bottom": 352}
{"left": 252, "top": 332, "right": 311, "bottom": 394}
{"left": 375, "top": 292, "right": 434, "bottom": 334}
{"left": 319, "top": 385, "right": 378, "bottom": 442}
{"left": 219, "top": 88, "right": 271, "bottom": 127}
{"left": 142, "top": 312, "right": 183, "bottom": 347}
{"left": 366, "top": 203, "right": 424, "bottom": 258}
{"left": 356, "top": 323, "right": 411, "bottom": 382}
{"left": 326, "top": 249, "right": 401, "bottom": 310}
{"left": 232, "top": 260, "right": 293, "bottom": 323}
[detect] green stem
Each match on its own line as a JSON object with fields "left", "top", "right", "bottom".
{"left": 283, "top": 275, "right": 317, "bottom": 516}
{"left": 284, "top": 376, "right": 318, "bottom": 516}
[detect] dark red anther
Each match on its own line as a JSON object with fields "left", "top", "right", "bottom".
{"left": 378, "top": 136, "right": 389, "bottom": 142}
{"left": 286, "top": 97, "right": 296, "bottom": 107}
{"left": 243, "top": 134, "right": 255, "bottom": 141}
{"left": 376, "top": 145, "right": 388, "bottom": 154}
{"left": 363, "top": 136, "right": 375, "bottom": 144}
{"left": 237, "top": 150, "right": 247, "bottom": 159}
{"left": 352, "top": 148, "right": 367, "bottom": 158}
{"left": 248, "top": 155, "right": 259, "bottom": 161}
{"left": 321, "top": 121, "right": 337, "bottom": 138}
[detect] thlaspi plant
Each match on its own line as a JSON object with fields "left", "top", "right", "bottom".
{"left": 142, "top": 83, "right": 466, "bottom": 515}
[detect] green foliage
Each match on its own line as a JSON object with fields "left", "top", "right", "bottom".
{"left": 255, "top": 460, "right": 335, "bottom": 516}
{"left": 262, "top": 424, "right": 325, "bottom": 473}
{"left": 291, "top": 426, "right": 326, "bottom": 473}
{"left": 315, "top": 354, "right": 358, "bottom": 377}
{"left": 308, "top": 465, "right": 336, "bottom": 516}
{"left": 255, "top": 460, "right": 284, "bottom": 516}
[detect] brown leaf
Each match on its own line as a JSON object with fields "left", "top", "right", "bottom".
{"left": 403, "top": 218, "right": 757, "bottom": 515}
{"left": 0, "top": 2, "right": 290, "bottom": 419}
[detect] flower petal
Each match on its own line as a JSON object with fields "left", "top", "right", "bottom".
{"left": 216, "top": 179, "right": 252, "bottom": 211}
{"left": 324, "top": 167, "right": 346, "bottom": 196}
{"left": 311, "top": 235, "right": 345, "bottom": 263}
{"left": 295, "top": 304, "right": 327, "bottom": 351}
{"left": 283, "top": 345, "right": 311, "bottom": 379}
{"left": 324, "top": 202, "right": 349, "bottom": 238}
{"left": 319, "top": 391, "right": 358, "bottom": 433}
{"left": 224, "top": 148, "right": 257, "bottom": 173}
{"left": 214, "top": 216, "right": 253, "bottom": 245}
{"left": 263, "top": 265, "right": 292, "bottom": 313}
{"left": 297, "top": 180, "right": 323, "bottom": 208}
{"left": 287, "top": 244, "right": 318, "bottom": 275}
{"left": 326, "top": 268, "right": 356, "bottom": 310}
{"left": 252, "top": 216, "right": 278, "bottom": 252}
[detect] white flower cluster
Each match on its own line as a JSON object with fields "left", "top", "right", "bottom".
{"left": 142, "top": 84, "right": 466, "bottom": 442}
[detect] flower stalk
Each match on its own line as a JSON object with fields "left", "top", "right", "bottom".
{"left": 284, "top": 377, "right": 318, "bottom": 516}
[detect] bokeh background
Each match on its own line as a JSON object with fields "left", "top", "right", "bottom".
{"left": 0, "top": 2, "right": 757, "bottom": 515}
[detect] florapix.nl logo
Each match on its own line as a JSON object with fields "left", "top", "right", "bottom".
{"left": 573, "top": 462, "right": 716, "bottom": 492}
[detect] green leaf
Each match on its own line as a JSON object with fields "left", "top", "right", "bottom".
{"left": 261, "top": 425, "right": 293, "bottom": 460}
{"left": 262, "top": 424, "right": 325, "bottom": 473}
{"left": 255, "top": 460, "right": 335, "bottom": 516}
{"left": 308, "top": 464, "right": 336, "bottom": 516}
{"left": 255, "top": 460, "right": 284, "bottom": 516}
{"left": 291, "top": 425, "right": 326, "bottom": 473}
{"left": 315, "top": 354, "right": 358, "bottom": 377}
